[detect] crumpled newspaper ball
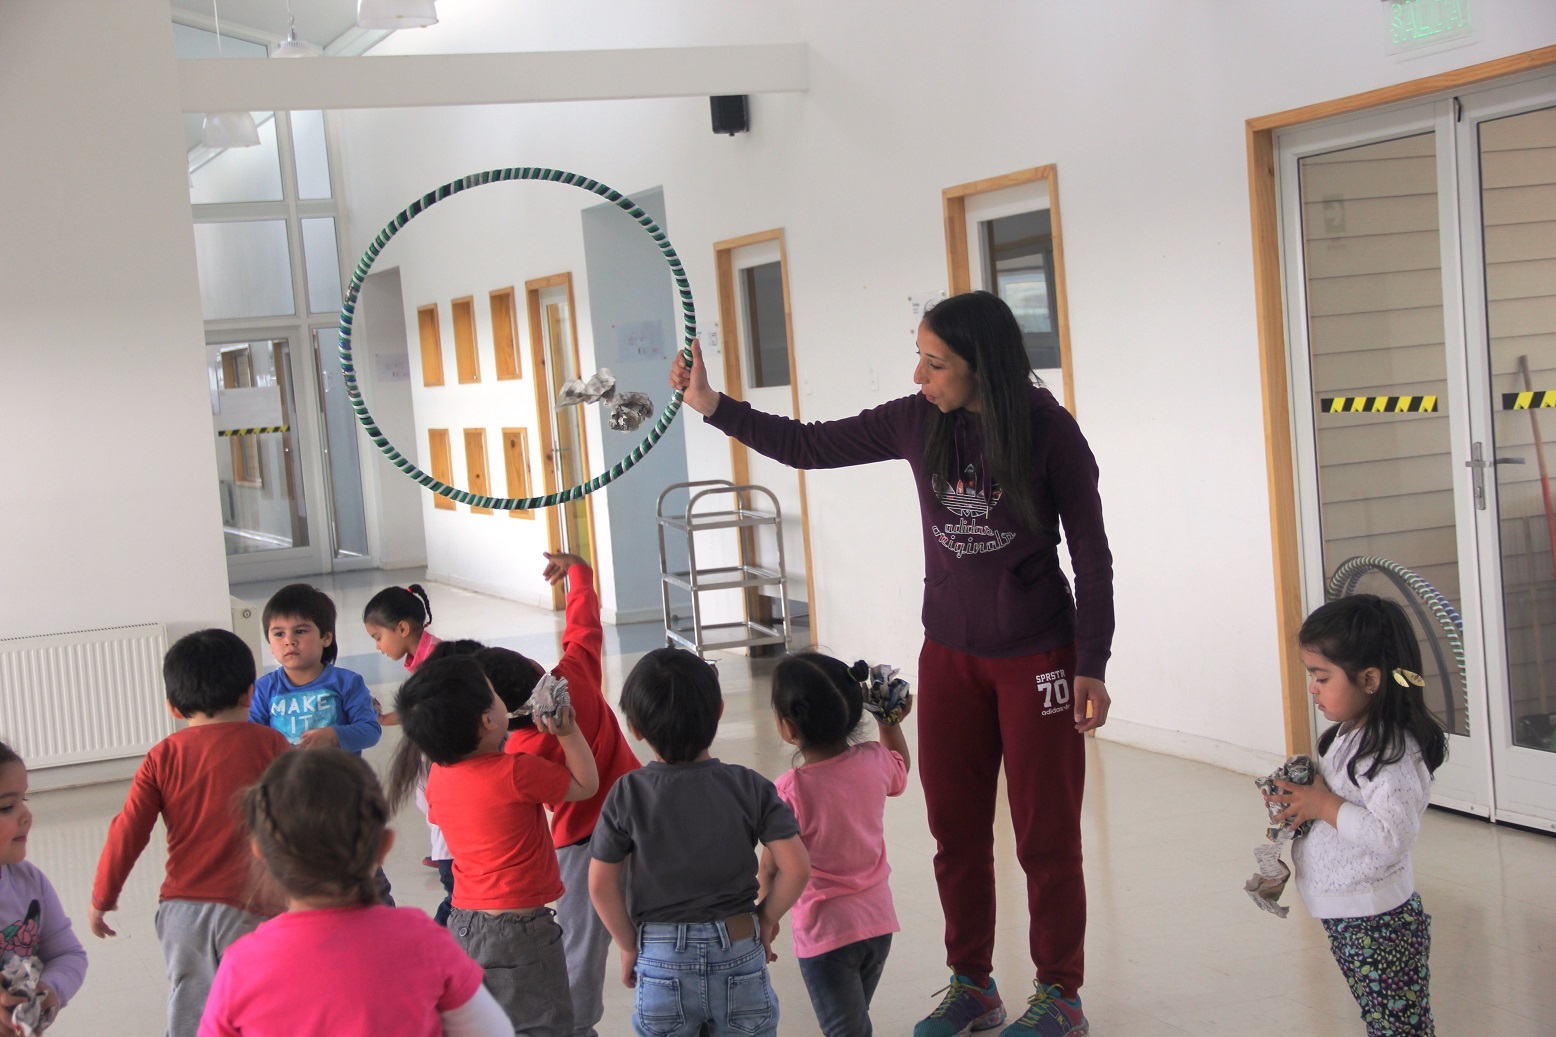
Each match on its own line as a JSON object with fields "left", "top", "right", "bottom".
{"left": 557, "top": 368, "right": 654, "bottom": 434}
{"left": 852, "top": 661, "right": 912, "bottom": 726}
{"left": 608, "top": 392, "right": 654, "bottom": 432}
{"left": 1, "top": 951, "right": 54, "bottom": 1035}
{"left": 510, "top": 672, "right": 572, "bottom": 724}
{"left": 1255, "top": 753, "right": 1316, "bottom": 840}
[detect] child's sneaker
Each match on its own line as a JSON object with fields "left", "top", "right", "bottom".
{"left": 998, "top": 981, "right": 1088, "bottom": 1036}
{"left": 914, "top": 975, "right": 1006, "bottom": 1037}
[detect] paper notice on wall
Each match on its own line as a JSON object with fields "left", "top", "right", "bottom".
{"left": 617, "top": 320, "right": 669, "bottom": 362}
{"left": 375, "top": 353, "right": 411, "bottom": 382}
{"left": 909, "top": 290, "right": 947, "bottom": 337}
{"left": 214, "top": 386, "right": 283, "bottom": 433}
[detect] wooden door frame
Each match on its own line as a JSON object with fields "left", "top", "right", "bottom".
{"left": 1247, "top": 45, "right": 1556, "bottom": 754}
{"left": 942, "top": 166, "right": 1077, "bottom": 417}
{"left": 713, "top": 228, "right": 819, "bottom": 640}
{"left": 526, "top": 272, "right": 599, "bottom": 610}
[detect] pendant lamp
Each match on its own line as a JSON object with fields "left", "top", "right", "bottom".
{"left": 199, "top": 0, "right": 261, "bottom": 148}
{"left": 274, "top": 13, "right": 322, "bottom": 58}
{"left": 356, "top": 0, "right": 439, "bottom": 30}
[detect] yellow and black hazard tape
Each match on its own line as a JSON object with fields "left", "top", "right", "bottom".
{"left": 217, "top": 426, "right": 289, "bottom": 437}
{"left": 1502, "top": 391, "right": 1556, "bottom": 410}
{"left": 1320, "top": 396, "right": 1438, "bottom": 413}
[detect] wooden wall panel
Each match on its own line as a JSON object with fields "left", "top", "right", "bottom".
{"left": 502, "top": 427, "right": 535, "bottom": 521}
{"left": 491, "top": 288, "right": 521, "bottom": 381}
{"left": 463, "top": 428, "right": 492, "bottom": 514}
{"left": 452, "top": 296, "right": 481, "bottom": 384}
{"left": 417, "top": 304, "right": 445, "bottom": 387}
{"left": 427, "top": 428, "right": 455, "bottom": 510}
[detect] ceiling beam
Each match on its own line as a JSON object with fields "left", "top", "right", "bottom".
{"left": 178, "top": 43, "right": 809, "bottom": 111}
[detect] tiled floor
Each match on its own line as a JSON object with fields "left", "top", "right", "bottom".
{"left": 20, "top": 572, "right": 1556, "bottom": 1035}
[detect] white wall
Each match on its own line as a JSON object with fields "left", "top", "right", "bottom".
{"left": 0, "top": 2, "right": 229, "bottom": 643}
{"left": 332, "top": 0, "right": 1556, "bottom": 766}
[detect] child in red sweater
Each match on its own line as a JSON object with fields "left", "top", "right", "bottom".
{"left": 89, "top": 629, "right": 290, "bottom": 1037}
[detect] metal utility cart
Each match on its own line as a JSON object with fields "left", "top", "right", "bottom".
{"left": 657, "top": 480, "right": 792, "bottom": 656}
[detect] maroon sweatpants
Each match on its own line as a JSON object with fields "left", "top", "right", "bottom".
{"left": 917, "top": 639, "right": 1087, "bottom": 998}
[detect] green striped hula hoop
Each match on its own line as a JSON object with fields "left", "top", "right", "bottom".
{"left": 1325, "top": 555, "right": 1466, "bottom": 722}
{"left": 338, "top": 168, "right": 695, "bottom": 511}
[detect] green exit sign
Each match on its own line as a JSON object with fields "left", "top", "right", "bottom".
{"left": 1385, "top": 0, "right": 1474, "bottom": 53}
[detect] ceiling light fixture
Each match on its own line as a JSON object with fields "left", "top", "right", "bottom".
{"left": 199, "top": 0, "right": 261, "bottom": 148}
{"left": 274, "top": 6, "right": 322, "bottom": 58}
{"left": 356, "top": 0, "right": 439, "bottom": 30}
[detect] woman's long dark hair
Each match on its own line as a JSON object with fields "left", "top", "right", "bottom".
{"left": 920, "top": 291, "right": 1040, "bottom": 534}
{"left": 1301, "top": 594, "right": 1448, "bottom": 784}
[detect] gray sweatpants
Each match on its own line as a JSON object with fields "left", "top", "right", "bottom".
{"left": 450, "top": 906, "right": 574, "bottom": 1037}
{"left": 155, "top": 899, "right": 263, "bottom": 1037}
{"left": 556, "top": 841, "right": 613, "bottom": 1037}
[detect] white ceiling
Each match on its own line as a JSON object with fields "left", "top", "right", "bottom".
{"left": 170, "top": 0, "right": 363, "bottom": 51}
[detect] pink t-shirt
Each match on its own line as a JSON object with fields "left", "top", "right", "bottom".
{"left": 198, "top": 904, "right": 483, "bottom": 1037}
{"left": 775, "top": 741, "right": 908, "bottom": 958}
{"left": 406, "top": 631, "right": 442, "bottom": 672}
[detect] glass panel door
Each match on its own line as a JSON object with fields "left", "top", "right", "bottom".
{"left": 210, "top": 338, "right": 311, "bottom": 560}
{"left": 1465, "top": 90, "right": 1556, "bottom": 831}
{"left": 314, "top": 329, "right": 369, "bottom": 559}
{"left": 1283, "top": 107, "right": 1493, "bottom": 816}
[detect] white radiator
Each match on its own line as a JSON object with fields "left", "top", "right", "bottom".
{"left": 0, "top": 624, "right": 174, "bottom": 768}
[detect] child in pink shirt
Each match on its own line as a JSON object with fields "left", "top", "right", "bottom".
{"left": 761, "top": 653, "right": 912, "bottom": 1037}
{"left": 199, "top": 749, "right": 509, "bottom": 1037}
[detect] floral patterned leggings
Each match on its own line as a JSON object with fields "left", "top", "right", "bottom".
{"left": 1321, "top": 893, "right": 1435, "bottom": 1037}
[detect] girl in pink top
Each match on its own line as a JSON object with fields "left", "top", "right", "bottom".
{"left": 199, "top": 748, "right": 507, "bottom": 1037}
{"left": 363, "top": 583, "right": 442, "bottom": 681}
{"left": 762, "top": 653, "right": 912, "bottom": 1037}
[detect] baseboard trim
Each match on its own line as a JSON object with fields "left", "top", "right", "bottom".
{"left": 602, "top": 606, "right": 661, "bottom": 626}
{"left": 1094, "top": 717, "right": 1286, "bottom": 777}
{"left": 426, "top": 569, "right": 553, "bottom": 611}
{"left": 30, "top": 756, "right": 142, "bottom": 791}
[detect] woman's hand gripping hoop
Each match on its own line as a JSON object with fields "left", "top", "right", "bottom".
{"left": 337, "top": 168, "right": 696, "bottom": 511}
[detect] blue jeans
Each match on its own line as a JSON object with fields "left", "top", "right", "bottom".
{"left": 797, "top": 934, "right": 892, "bottom": 1037}
{"left": 633, "top": 917, "right": 778, "bottom": 1037}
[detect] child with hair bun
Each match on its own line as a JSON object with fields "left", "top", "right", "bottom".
{"left": 198, "top": 749, "right": 510, "bottom": 1037}
{"left": 1266, "top": 594, "right": 1448, "bottom": 1037}
{"left": 763, "top": 652, "right": 912, "bottom": 1037}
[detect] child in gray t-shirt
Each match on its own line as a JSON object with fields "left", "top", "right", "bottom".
{"left": 589, "top": 648, "right": 809, "bottom": 1037}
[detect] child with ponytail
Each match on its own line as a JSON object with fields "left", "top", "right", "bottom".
{"left": 198, "top": 748, "right": 510, "bottom": 1037}
{"left": 763, "top": 652, "right": 913, "bottom": 1037}
{"left": 1265, "top": 594, "right": 1449, "bottom": 1037}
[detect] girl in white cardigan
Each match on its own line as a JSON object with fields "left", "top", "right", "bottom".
{"left": 1266, "top": 594, "right": 1448, "bottom": 1037}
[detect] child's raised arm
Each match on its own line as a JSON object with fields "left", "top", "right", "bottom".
{"left": 877, "top": 695, "right": 913, "bottom": 773}
{"left": 755, "top": 835, "right": 810, "bottom": 960}
{"left": 537, "top": 703, "right": 599, "bottom": 802}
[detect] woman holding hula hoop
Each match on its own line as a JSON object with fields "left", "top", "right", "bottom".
{"left": 670, "top": 290, "right": 1112, "bottom": 1037}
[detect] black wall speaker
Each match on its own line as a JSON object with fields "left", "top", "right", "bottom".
{"left": 710, "top": 95, "right": 749, "bottom": 136}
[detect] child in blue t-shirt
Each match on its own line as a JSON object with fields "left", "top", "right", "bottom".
{"left": 250, "top": 583, "right": 381, "bottom": 753}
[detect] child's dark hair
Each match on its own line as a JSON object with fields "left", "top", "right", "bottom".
{"left": 245, "top": 748, "right": 387, "bottom": 907}
{"left": 387, "top": 656, "right": 493, "bottom": 809}
{"left": 771, "top": 652, "right": 864, "bottom": 752}
{"left": 0, "top": 742, "right": 20, "bottom": 769}
{"left": 263, "top": 584, "right": 339, "bottom": 666}
{"left": 1300, "top": 594, "right": 1448, "bottom": 783}
{"left": 620, "top": 648, "right": 721, "bottom": 764}
{"left": 423, "top": 640, "right": 543, "bottom": 730}
{"left": 163, "top": 628, "right": 256, "bottom": 717}
{"left": 362, "top": 584, "right": 432, "bottom": 631}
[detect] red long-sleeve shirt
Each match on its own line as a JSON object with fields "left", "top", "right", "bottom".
{"left": 504, "top": 563, "right": 641, "bottom": 847}
{"left": 92, "top": 722, "right": 290, "bottom": 912}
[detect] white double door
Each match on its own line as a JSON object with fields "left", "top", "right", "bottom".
{"left": 1281, "top": 72, "right": 1556, "bottom": 831}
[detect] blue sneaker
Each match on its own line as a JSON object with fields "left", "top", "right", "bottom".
{"left": 914, "top": 975, "right": 1007, "bottom": 1037}
{"left": 998, "top": 981, "right": 1088, "bottom": 1036}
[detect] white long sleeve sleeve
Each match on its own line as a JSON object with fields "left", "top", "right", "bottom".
{"left": 440, "top": 984, "right": 513, "bottom": 1037}
{"left": 1291, "top": 727, "right": 1431, "bottom": 919}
